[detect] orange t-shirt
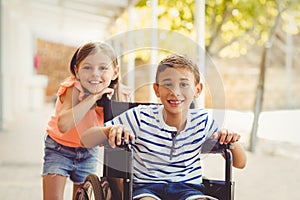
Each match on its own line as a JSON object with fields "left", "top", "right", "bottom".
{"left": 46, "top": 77, "right": 104, "bottom": 147}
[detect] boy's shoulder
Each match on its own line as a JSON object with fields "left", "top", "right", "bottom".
{"left": 126, "top": 104, "right": 162, "bottom": 123}
{"left": 188, "top": 108, "right": 217, "bottom": 121}
{"left": 136, "top": 105, "right": 210, "bottom": 115}
{"left": 189, "top": 107, "right": 209, "bottom": 115}
{"left": 136, "top": 104, "right": 161, "bottom": 112}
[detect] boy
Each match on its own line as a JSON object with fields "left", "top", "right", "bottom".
{"left": 81, "top": 53, "right": 247, "bottom": 200}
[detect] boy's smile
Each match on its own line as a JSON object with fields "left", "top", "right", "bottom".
{"left": 168, "top": 99, "right": 184, "bottom": 107}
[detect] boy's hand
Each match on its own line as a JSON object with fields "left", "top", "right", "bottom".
{"left": 108, "top": 125, "right": 135, "bottom": 148}
{"left": 213, "top": 129, "right": 241, "bottom": 145}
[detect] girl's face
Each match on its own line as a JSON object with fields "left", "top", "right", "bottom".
{"left": 75, "top": 51, "right": 119, "bottom": 94}
{"left": 153, "top": 67, "right": 202, "bottom": 117}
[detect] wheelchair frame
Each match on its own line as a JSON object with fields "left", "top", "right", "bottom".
{"left": 75, "top": 98, "right": 235, "bottom": 200}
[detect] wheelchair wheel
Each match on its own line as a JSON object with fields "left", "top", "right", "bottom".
{"left": 75, "top": 174, "right": 104, "bottom": 200}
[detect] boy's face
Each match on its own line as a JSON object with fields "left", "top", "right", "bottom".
{"left": 153, "top": 67, "right": 202, "bottom": 116}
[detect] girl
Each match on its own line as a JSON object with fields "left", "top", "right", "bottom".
{"left": 42, "top": 41, "right": 132, "bottom": 200}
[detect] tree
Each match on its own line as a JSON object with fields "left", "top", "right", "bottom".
{"left": 133, "top": 0, "right": 300, "bottom": 58}
{"left": 249, "top": 0, "right": 299, "bottom": 152}
{"left": 114, "top": 0, "right": 300, "bottom": 151}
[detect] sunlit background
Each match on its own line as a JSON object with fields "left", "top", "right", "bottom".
{"left": 1, "top": 0, "right": 300, "bottom": 199}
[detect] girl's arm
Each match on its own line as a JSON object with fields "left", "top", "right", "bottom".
{"left": 57, "top": 86, "right": 114, "bottom": 133}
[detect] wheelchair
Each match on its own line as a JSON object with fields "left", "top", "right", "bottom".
{"left": 75, "top": 98, "right": 235, "bottom": 200}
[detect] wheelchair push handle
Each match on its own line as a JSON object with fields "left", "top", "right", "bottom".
{"left": 115, "top": 136, "right": 133, "bottom": 150}
{"left": 201, "top": 138, "right": 233, "bottom": 154}
{"left": 100, "top": 132, "right": 133, "bottom": 150}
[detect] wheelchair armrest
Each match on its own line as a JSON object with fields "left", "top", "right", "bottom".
{"left": 201, "top": 138, "right": 233, "bottom": 154}
{"left": 202, "top": 139, "right": 235, "bottom": 200}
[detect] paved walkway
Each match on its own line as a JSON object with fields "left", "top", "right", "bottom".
{"left": 0, "top": 104, "right": 299, "bottom": 200}
{"left": 0, "top": 104, "right": 72, "bottom": 200}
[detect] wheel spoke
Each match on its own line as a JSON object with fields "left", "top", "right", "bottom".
{"left": 75, "top": 174, "right": 102, "bottom": 200}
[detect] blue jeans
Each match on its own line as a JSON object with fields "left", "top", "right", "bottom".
{"left": 42, "top": 135, "right": 100, "bottom": 184}
{"left": 133, "top": 182, "right": 207, "bottom": 200}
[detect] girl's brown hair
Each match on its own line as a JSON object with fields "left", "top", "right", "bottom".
{"left": 69, "top": 42, "right": 121, "bottom": 100}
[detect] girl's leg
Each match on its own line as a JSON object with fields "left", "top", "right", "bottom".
{"left": 43, "top": 174, "right": 67, "bottom": 200}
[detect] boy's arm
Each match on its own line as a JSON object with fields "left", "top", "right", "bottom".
{"left": 213, "top": 129, "right": 247, "bottom": 169}
{"left": 230, "top": 142, "right": 247, "bottom": 169}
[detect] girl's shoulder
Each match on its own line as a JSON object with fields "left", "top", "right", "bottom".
{"left": 60, "top": 76, "right": 76, "bottom": 87}
{"left": 57, "top": 77, "right": 76, "bottom": 96}
{"left": 57, "top": 76, "right": 85, "bottom": 101}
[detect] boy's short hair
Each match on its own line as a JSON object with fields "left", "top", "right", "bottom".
{"left": 155, "top": 54, "right": 200, "bottom": 85}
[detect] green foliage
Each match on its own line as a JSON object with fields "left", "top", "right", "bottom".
{"left": 206, "top": 0, "right": 281, "bottom": 57}
{"left": 126, "top": 0, "right": 300, "bottom": 58}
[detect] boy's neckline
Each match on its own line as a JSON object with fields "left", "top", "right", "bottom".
{"left": 158, "top": 106, "right": 189, "bottom": 133}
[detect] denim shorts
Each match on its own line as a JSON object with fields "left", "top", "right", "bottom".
{"left": 42, "top": 135, "right": 100, "bottom": 184}
{"left": 133, "top": 182, "right": 215, "bottom": 200}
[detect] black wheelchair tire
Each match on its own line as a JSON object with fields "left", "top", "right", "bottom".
{"left": 75, "top": 174, "right": 103, "bottom": 200}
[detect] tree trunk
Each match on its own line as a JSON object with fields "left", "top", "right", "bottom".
{"left": 249, "top": 12, "right": 282, "bottom": 152}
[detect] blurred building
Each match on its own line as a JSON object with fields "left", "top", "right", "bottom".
{"left": 0, "top": 0, "right": 139, "bottom": 122}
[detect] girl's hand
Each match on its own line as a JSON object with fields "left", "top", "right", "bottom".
{"left": 108, "top": 125, "right": 135, "bottom": 148}
{"left": 93, "top": 88, "right": 115, "bottom": 102}
{"left": 213, "top": 129, "right": 241, "bottom": 145}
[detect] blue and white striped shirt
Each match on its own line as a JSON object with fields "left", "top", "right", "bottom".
{"left": 104, "top": 104, "right": 218, "bottom": 185}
